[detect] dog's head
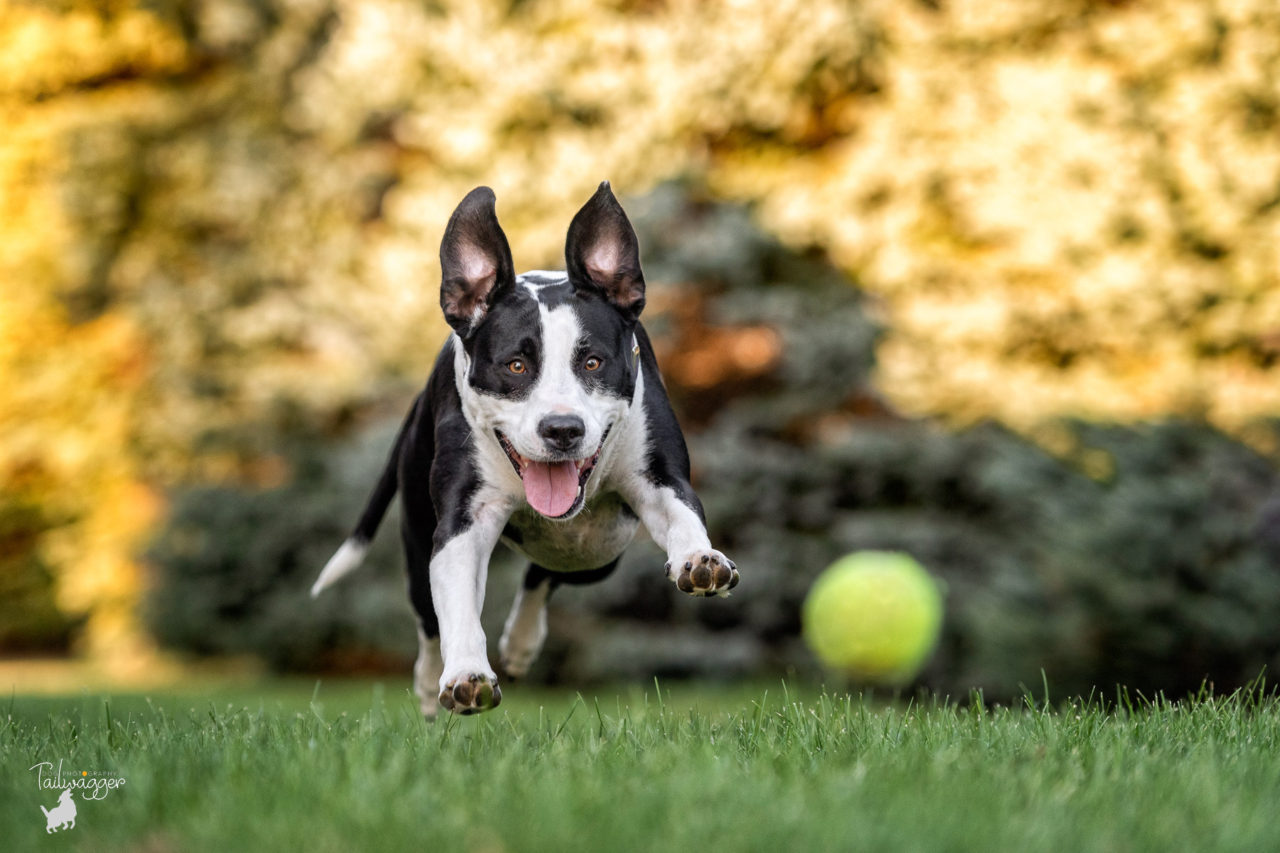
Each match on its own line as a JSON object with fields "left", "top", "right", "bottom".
{"left": 440, "top": 182, "right": 645, "bottom": 520}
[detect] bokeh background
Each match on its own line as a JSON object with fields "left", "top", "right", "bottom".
{"left": 4, "top": 0, "right": 1280, "bottom": 700}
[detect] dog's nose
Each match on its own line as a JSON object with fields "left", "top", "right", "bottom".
{"left": 538, "top": 414, "right": 586, "bottom": 454}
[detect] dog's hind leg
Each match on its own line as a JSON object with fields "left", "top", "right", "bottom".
{"left": 406, "top": 537, "right": 443, "bottom": 720}
{"left": 413, "top": 626, "right": 442, "bottom": 720}
{"left": 499, "top": 560, "right": 620, "bottom": 679}
{"left": 498, "top": 565, "right": 553, "bottom": 679}
{"left": 412, "top": 558, "right": 448, "bottom": 717}
{"left": 402, "top": 479, "right": 442, "bottom": 720}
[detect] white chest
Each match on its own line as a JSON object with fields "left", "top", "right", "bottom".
{"left": 500, "top": 491, "right": 640, "bottom": 572}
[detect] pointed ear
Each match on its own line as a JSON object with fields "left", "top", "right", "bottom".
{"left": 439, "top": 186, "right": 516, "bottom": 335}
{"left": 565, "top": 181, "right": 645, "bottom": 320}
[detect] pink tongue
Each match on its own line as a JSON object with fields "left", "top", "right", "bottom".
{"left": 523, "top": 460, "right": 580, "bottom": 517}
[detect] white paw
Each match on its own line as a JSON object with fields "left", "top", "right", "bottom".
{"left": 666, "top": 549, "right": 738, "bottom": 597}
{"left": 437, "top": 668, "right": 502, "bottom": 715}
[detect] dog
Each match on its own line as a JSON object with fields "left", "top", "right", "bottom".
{"left": 41, "top": 788, "right": 76, "bottom": 833}
{"left": 311, "top": 182, "right": 737, "bottom": 717}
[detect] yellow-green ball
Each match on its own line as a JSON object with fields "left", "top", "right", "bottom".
{"left": 803, "top": 551, "right": 943, "bottom": 683}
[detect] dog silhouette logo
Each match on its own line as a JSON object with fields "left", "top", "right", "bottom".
{"left": 40, "top": 788, "right": 77, "bottom": 833}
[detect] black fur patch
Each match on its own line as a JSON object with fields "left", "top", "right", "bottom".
{"left": 462, "top": 289, "right": 543, "bottom": 400}
{"left": 396, "top": 337, "right": 484, "bottom": 554}
{"left": 634, "top": 325, "right": 704, "bottom": 521}
{"left": 566, "top": 294, "right": 638, "bottom": 401}
{"left": 523, "top": 559, "right": 622, "bottom": 591}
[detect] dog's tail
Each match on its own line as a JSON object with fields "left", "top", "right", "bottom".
{"left": 40, "top": 805, "right": 50, "bottom": 818}
{"left": 310, "top": 396, "right": 420, "bottom": 598}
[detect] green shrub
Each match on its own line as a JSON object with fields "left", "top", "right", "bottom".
{"left": 146, "top": 422, "right": 416, "bottom": 670}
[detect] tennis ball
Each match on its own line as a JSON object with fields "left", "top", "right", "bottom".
{"left": 802, "top": 551, "right": 943, "bottom": 683}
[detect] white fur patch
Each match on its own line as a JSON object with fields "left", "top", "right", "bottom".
{"left": 517, "top": 271, "right": 565, "bottom": 300}
{"left": 519, "top": 304, "right": 630, "bottom": 465}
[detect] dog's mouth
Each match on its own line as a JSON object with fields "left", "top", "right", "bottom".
{"left": 496, "top": 428, "right": 609, "bottom": 519}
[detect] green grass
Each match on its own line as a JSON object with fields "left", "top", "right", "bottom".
{"left": 2, "top": 678, "right": 1278, "bottom": 852}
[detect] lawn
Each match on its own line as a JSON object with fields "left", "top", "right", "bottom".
{"left": 2, "top": 677, "right": 1277, "bottom": 852}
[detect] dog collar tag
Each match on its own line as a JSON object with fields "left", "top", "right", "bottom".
{"left": 632, "top": 342, "right": 640, "bottom": 369}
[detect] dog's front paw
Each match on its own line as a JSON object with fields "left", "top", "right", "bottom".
{"left": 438, "top": 672, "right": 502, "bottom": 715}
{"left": 666, "top": 550, "right": 738, "bottom": 597}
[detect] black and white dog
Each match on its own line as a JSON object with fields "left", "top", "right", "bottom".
{"left": 311, "top": 183, "right": 737, "bottom": 716}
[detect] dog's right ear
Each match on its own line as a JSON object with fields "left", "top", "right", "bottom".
{"left": 565, "top": 181, "right": 645, "bottom": 321}
{"left": 439, "top": 186, "right": 516, "bottom": 336}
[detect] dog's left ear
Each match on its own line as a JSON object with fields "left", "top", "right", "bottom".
{"left": 565, "top": 181, "right": 645, "bottom": 321}
{"left": 440, "top": 186, "right": 517, "bottom": 336}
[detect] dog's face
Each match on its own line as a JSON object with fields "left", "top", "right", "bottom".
{"left": 439, "top": 183, "right": 645, "bottom": 520}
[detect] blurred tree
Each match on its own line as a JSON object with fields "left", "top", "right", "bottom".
{"left": 3, "top": 0, "right": 1279, "bottom": 663}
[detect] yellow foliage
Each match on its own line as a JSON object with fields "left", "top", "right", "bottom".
{"left": 0, "top": 2, "right": 188, "bottom": 99}
{"left": 0, "top": 292, "right": 161, "bottom": 660}
{"left": 0, "top": 2, "right": 178, "bottom": 664}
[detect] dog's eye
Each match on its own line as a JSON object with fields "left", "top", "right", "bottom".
{"left": 584, "top": 357, "right": 602, "bottom": 372}
{"left": 507, "top": 359, "right": 527, "bottom": 375}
